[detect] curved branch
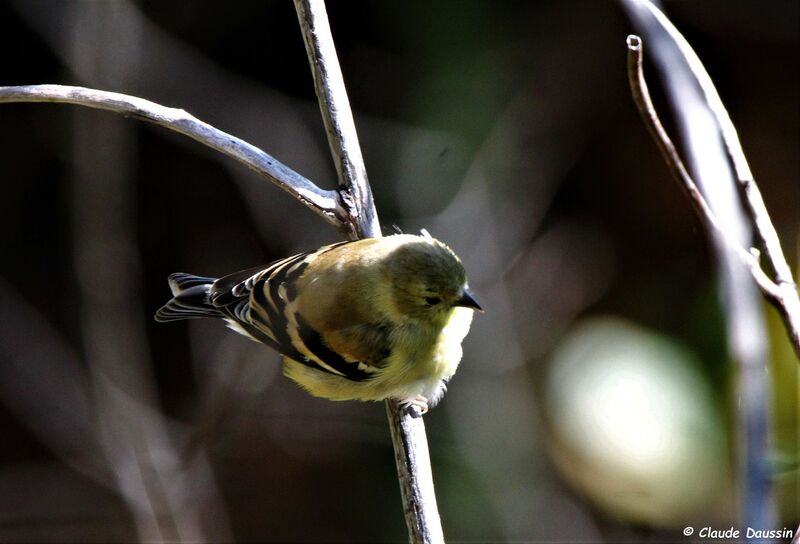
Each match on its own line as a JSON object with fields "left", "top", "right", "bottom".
{"left": 626, "top": 36, "right": 800, "bottom": 360}
{"left": 0, "top": 84, "right": 344, "bottom": 228}
{"left": 633, "top": 1, "right": 796, "bottom": 292}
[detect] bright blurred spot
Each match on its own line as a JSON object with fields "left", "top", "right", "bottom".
{"left": 544, "top": 316, "right": 727, "bottom": 526}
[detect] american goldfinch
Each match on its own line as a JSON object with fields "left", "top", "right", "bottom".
{"left": 155, "top": 233, "right": 481, "bottom": 414}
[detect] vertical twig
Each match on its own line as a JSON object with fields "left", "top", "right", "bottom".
{"left": 294, "top": 0, "right": 380, "bottom": 240}
{"left": 293, "top": 1, "right": 444, "bottom": 542}
{"left": 386, "top": 402, "right": 445, "bottom": 544}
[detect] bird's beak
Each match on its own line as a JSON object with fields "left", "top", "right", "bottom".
{"left": 455, "top": 288, "right": 483, "bottom": 312}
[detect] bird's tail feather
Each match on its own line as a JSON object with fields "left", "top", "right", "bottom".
{"left": 155, "top": 273, "right": 221, "bottom": 322}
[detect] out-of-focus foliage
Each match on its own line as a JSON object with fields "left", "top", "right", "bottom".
{"left": 545, "top": 317, "right": 727, "bottom": 525}
{"left": 0, "top": 1, "right": 796, "bottom": 542}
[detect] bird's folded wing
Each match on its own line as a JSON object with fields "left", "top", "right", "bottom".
{"left": 207, "top": 242, "right": 379, "bottom": 381}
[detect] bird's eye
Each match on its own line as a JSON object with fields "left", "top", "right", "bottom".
{"left": 424, "top": 296, "right": 442, "bottom": 306}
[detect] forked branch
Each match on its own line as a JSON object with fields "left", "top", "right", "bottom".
{"left": 1, "top": 2, "right": 445, "bottom": 542}
{"left": 626, "top": 35, "right": 800, "bottom": 360}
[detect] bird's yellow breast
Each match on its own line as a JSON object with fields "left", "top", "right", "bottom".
{"left": 430, "top": 306, "right": 474, "bottom": 377}
{"left": 390, "top": 306, "right": 474, "bottom": 383}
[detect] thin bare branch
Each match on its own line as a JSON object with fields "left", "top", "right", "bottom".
{"left": 386, "top": 402, "right": 445, "bottom": 544}
{"left": 293, "top": 1, "right": 442, "bottom": 543}
{"left": 626, "top": 35, "right": 800, "bottom": 359}
{"left": 634, "top": 0, "right": 797, "bottom": 292}
{"left": 293, "top": 0, "right": 380, "bottom": 239}
{"left": 0, "top": 84, "right": 343, "bottom": 228}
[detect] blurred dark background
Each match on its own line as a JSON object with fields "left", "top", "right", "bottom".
{"left": 0, "top": 1, "right": 797, "bottom": 542}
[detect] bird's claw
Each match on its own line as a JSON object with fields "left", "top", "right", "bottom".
{"left": 398, "top": 395, "right": 429, "bottom": 418}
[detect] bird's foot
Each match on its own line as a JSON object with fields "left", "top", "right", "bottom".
{"left": 398, "top": 395, "right": 429, "bottom": 418}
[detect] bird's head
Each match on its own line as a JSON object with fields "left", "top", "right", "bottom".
{"left": 383, "top": 236, "right": 482, "bottom": 323}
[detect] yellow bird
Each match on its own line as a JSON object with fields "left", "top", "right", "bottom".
{"left": 156, "top": 233, "right": 482, "bottom": 414}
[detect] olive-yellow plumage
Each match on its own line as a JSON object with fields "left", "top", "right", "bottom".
{"left": 155, "top": 234, "right": 481, "bottom": 414}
